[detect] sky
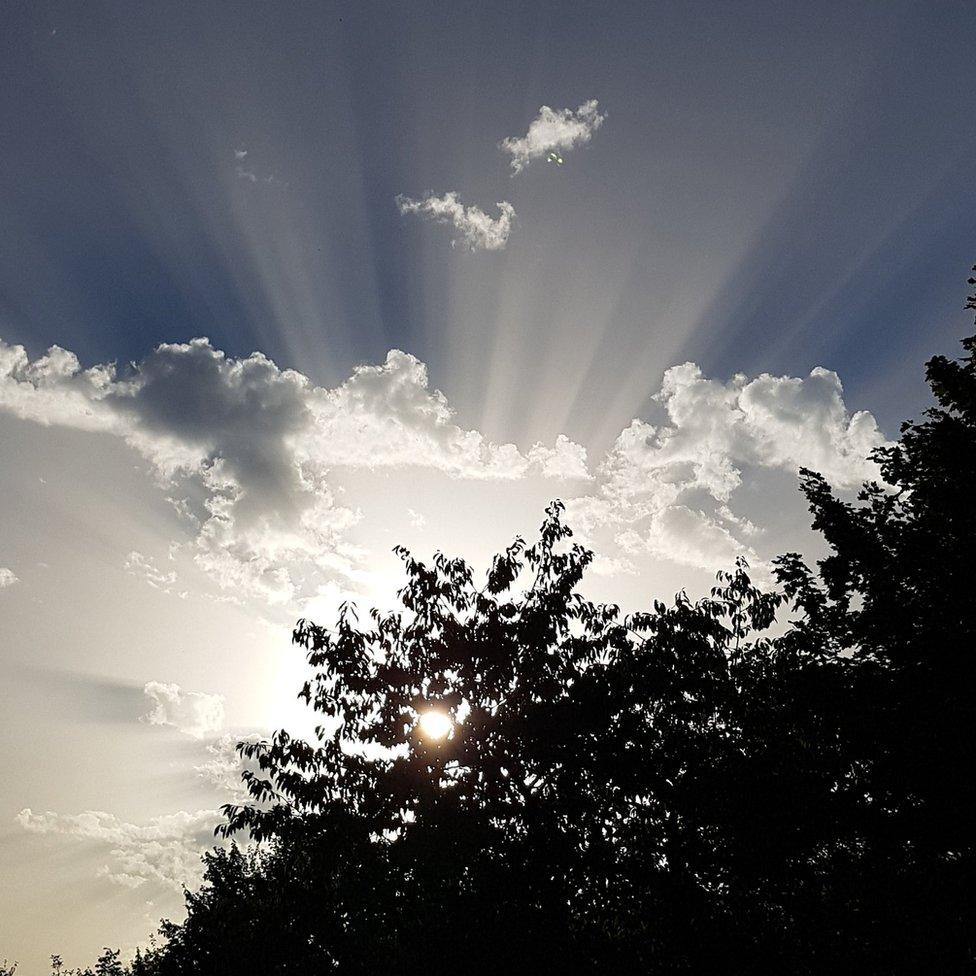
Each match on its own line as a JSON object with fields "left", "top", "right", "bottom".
{"left": 1, "top": 0, "right": 975, "bottom": 970}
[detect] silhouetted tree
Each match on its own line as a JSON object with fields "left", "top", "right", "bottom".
{"left": 44, "top": 948, "right": 127, "bottom": 976}
{"left": 99, "top": 273, "right": 976, "bottom": 974}
{"left": 771, "top": 270, "right": 976, "bottom": 971}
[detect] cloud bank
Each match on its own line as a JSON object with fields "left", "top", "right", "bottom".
{"left": 0, "top": 337, "right": 588, "bottom": 603}
{"left": 395, "top": 192, "right": 515, "bottom": 251}
{"left": 500, "top": 100, "right": 606, "bottom": 174}
{"left": 0, "top": 334, "right": 888, "bottom": 588}
{"left": 17, "top": 807, "right": 220, "bottom": 890}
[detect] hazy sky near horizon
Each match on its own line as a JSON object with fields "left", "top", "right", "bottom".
{"left": 2, "top": 1, "right": 976, "bottom": 970}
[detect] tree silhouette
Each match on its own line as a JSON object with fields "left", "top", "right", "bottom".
{"left": 81, "top": 272, "right": 976, "bottom": 974}
{"left": 771, "top": 269, "right": 976, "bottom": 970}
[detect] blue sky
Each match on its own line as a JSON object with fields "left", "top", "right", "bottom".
{"left": 4, "top": 1, "right": 974, "bottom": 432}
{"left": 1, "top": 1, "right": 975, "bottom": 970}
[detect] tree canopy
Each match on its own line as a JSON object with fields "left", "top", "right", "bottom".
{"left": 51, "top": 272, "right": 976, "bottom": 974}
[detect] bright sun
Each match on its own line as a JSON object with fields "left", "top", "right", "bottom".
{"left": 418, "top": 709, "right": 453, "bottom": 741}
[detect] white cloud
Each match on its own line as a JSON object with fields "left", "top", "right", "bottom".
{"left": 0, "top": 341, "right": 119, "bottom": 431}
{"left": 500, "top": 100, "right": 606, "bottom": 174}
{"left": 310, "top": 349, "right": 580, "bottom": 478}
{"left": 618, "top": 506, "right": 759, "bottom": 575}
{"left": 125, "top": 551, "right": 181, "bottom": 594}
{"left": 17, "top": 807, "right": 220, "bottom": 890}
{"left": 569, "top": 361, "right": 888, "bottom": 574}
{"left": 395, "top": 191, "right": 515, "bottom": 251}
{"left": 0, "top": 567, "right": 18, "bottom": 589}
{"left": 587, "top": 553, "right": 637, "bottom": 577}
{"left": 527, "top": 434, "right": 592, "bottom": 480}
{"left": 142, "top": 681, "right": 225, "bottom": 739}
{"left": 0, "top": 337, "right": 586, "bottom": 604}
{"left": 194, "top": 732, "right": 265, "bottom": 800}
{"left": 0, "top": 336, "right": 885, "bottom": 595}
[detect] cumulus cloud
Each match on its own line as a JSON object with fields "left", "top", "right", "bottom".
{"left": 0, "top": 567, "right": 18, "bottom": 589}
{"left": 395, "top": 191, "right": 515, "bottom": 251}
{"left": 500, "top": 100, "right": 606, "bottom": 174}
{"left": 311, "top": 350, "right": 587, "bottom": 478}
{"left": 17, "top": 807, "right": 219, "bottom": 890}
{"left": 527, "top": 434, "right": 592, "bottom": 481}
{"left": 0, "top": 341, "right": 119, "bottom": 431}
{"left": 0, "top": 337, "right": 587, "bottom": 603}
{"left": 569, "top": 362, "right": 889, "bottom": 574}
{"left": 142, "top": 681, "right": 225, "bottom": 739}
{"left": 0, "top": 333, "right": 887, "bottom": 588}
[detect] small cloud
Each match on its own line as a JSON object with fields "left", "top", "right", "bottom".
{"left": 233, "top": 153, "right": 288, "bottom": 188}
{"left": 0, "top": 567, "right": 19, "bottom": 589}
{"left": 406, "top": 508, "right": 426, "bottom": 529}
{"left": 588, "top": 553, "right": 637, "bottom": 577}
{"left": 125, "top": 551, "right": 178, "bottom": 592}
{"left": 142, "top": 681, "right": 224, "bottom": 739}
{"left": 500, "top": 100, "right": 606, "bottom": 175}
{"left": 396, "top": 191, "right": 515, "bottom": 251}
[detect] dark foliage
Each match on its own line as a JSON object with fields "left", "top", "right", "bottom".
{"left": 69, "top": 274, "right": 976, "bottom": 974}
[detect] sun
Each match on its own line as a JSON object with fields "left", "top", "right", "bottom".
{"left": 417, "top": 709, "right": 453, "bottom": 741}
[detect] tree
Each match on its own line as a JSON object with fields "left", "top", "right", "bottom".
{"left": 44, "top": 949, "right": 126, "bottom": 976}
{"left": 771, "top": 270, "right": 976, "bottom": 970}
{"left": 141, "top": 503, "right": 812, "bottom": 974}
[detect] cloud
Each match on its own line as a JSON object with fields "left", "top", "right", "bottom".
{"left": 0, "top": 567, "right": 18, "bottom": 589}
{"left": 569, "top": 361, "right": 888, "bottom": 574}
{"left": 396, "top": 191, "right": 515, "bottom": 251}
{"left": 500, "top": 100, "right": 606, "bottom": 174}
{"left": 125, "top": 551, "right": 182, "bottom": 595}
{"left": 142, "top": 681, "right": 225, "bottom": 739}
{"left": 0, "top": 341, "right": 119, "bottom": 431}
{"left": 0, "top": 333, "right": 886, "bottom": 593}
{"left": 618, "top": 506, "right": 759, "bottom": 575}
{"left": 0, "top": 338, "right": 586, "bottom": 604}
{"left": 527, "top": 434, "right": 592, "bottom": 480}
{"left": 17, "top": 807, "right": 220, "bottom": 890}
{"left": 311, "top": 350, "right": 585, "bottom": 478}
{"left": 194, "top": 732, "right": 266, "bottom": 800}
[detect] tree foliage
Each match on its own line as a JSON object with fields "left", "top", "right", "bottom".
{"left": 70, "top": 273, "right": 976, "bottom": 974}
